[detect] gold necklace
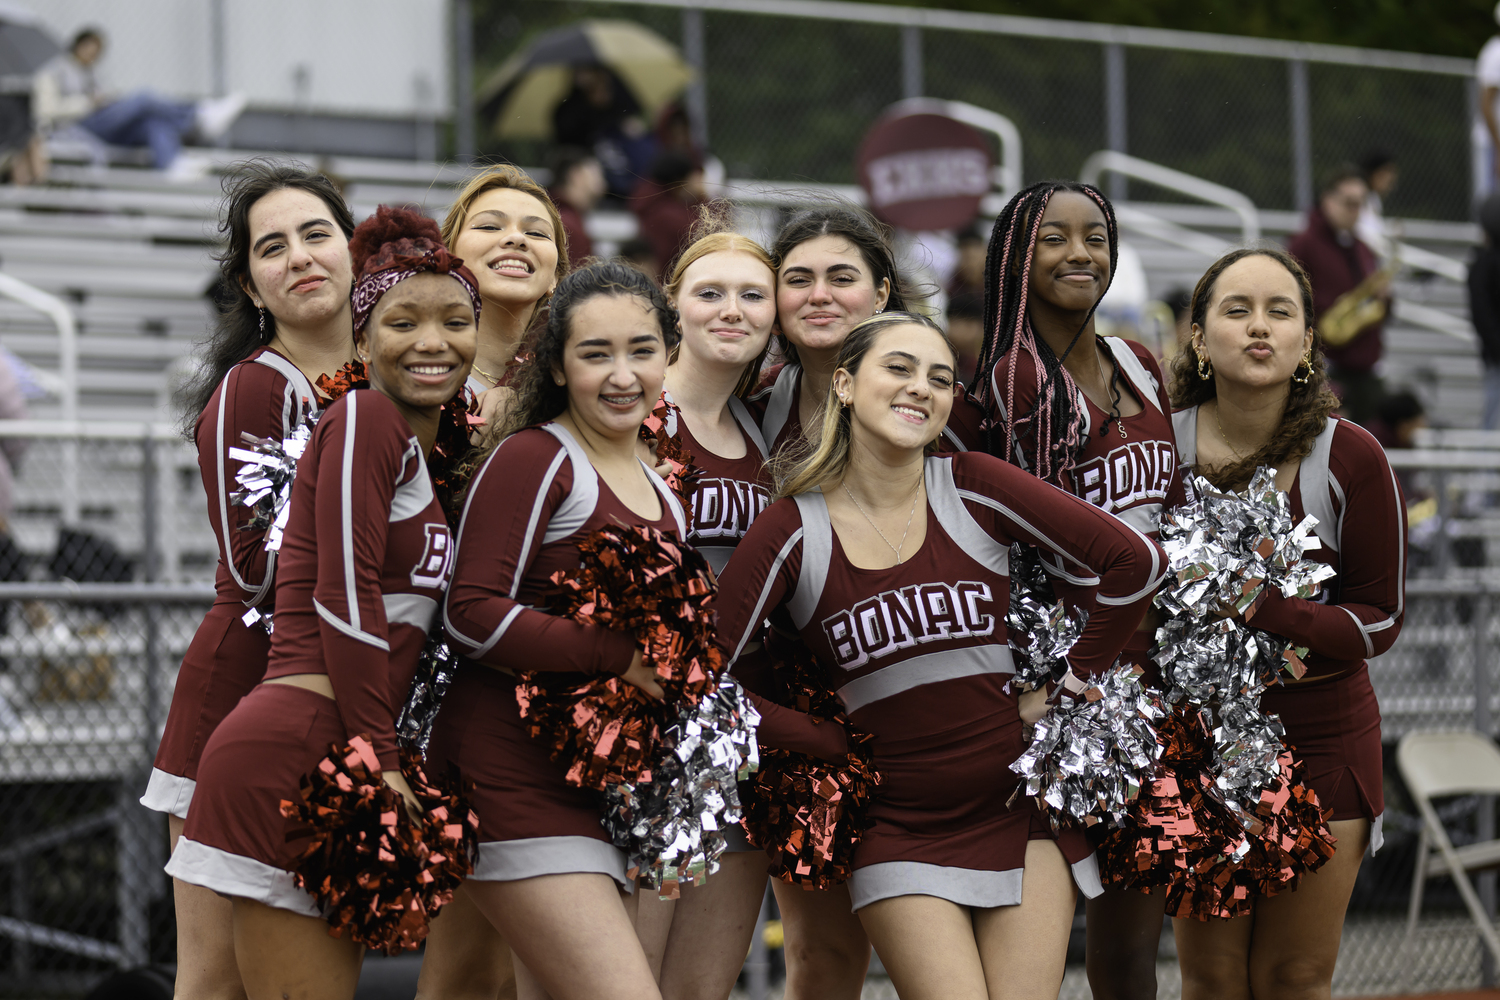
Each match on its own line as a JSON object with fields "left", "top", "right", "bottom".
{"left": 1213, "top": 402, "right": 1250, "bottom": 461}
{"left": 471, "top": 361, "right": 501, "bottom": 386}
{"left": 1093, "top": 345, "right": 1126, "bottom": 440}
{"left": 842, "top": 478, "right": 923, "bottom": 564}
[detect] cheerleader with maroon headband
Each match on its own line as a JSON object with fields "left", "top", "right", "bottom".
{"left": 971, "top": 180, "right": 1185, "bottom": 1000}
{"left": 142, "top": 162, "right": 356, "bottom": 998}
{"left": 165, "top": 207, "right": 478, "bottom": 999}
{"left": 635, "top": 228, "right": 778, "bottom": 997}
{"left": 1167, "top": 246, "right": 1403, "bottom": 1000}
{"left": 715, "top": 313, "right": 1164, "bottom": 1000}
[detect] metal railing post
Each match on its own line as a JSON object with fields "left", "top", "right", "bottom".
{"left": 1288, "top": 56, "right": 1312, "bottom": 214}
{"left": 1476, "top": 584, "right": 1497, "bottom": 986}
{"left": 453, "top": 0, "right": 475, "bottom": 161}
{"left": 682, "top": 7, "right": 709, "bottom": 150}
{"left": 901, "top": 25, "right": 923, "bottom": 100}
{"left": 1104, "top": 42, "right": 1127, "bottom": 203}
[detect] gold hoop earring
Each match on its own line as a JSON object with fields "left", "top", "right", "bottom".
{"left": 1196, "top": 351, "right": 1212, "bottom": 380}
{"left": 1293, "top": 349, "right": 1312, "bottom": 385}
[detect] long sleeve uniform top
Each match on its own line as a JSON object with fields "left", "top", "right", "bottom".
{"left": 443, "top": 423, "right": 687, "bottom": 679}
{"left": 987, "top": 337, "right": 1185, "bottom": 608}
{"left": 713, "top": 452, "right": 1165, "bottom": 748}
{"left": 1172, "top": 408, "right": 1407, "bottom": 676}
{"left": 262, "top": 390, "right": 454, "bottom": 770}
{"left": 747, "top": 362, "right": 986, "bottom": 459}
{"left": 195, "top": 348, "right": 319, "bottom": 610}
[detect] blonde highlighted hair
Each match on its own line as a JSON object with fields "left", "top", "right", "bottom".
{"left": 664, "top": 215, "right": 778, "bottom": 398}
{"left": 772, "top": 312, "right": 951, "bottom": 501}
{"left": 441, "top": 164, "right": 569, "bottom": 328}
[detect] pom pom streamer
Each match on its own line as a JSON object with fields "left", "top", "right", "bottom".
{"left": 397, "top": 625, "right": 463, "bottom": 756}
{"left": 228, "top": 416, "right": 318, "bottom": 553}
{"left": 603, "top": 674, "right": 761, "bottom": 897}
{"left": 1011, "top": 663, "right": 1165, "bottom": 827}
{"left": 640, "top": 395, "right": 703, "bottom": 509}
{"left": 280, "top": 737, "right": 479, "bottom": 954}
{"left": 742, "top": 638, "right": 882, "bottom": 889}
{"left": 516, "top": 525, "right": 723, "bottom": 790}
{"left": 1006, "top": 544, "right": 1088, "bottom": 691}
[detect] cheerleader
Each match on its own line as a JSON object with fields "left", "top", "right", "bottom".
{"left": 165, "top": 207, "right": 479, "bottom": 999}
{"left": 423, "top": 164, "right": 566, "bottom": 1000}
{"left": 428, "top": 262, "right": 692, "bottom": 1000}
{"left": 1167, "top": 247, "right": 1403, "bottom": 1000}
{"left": 971, "top": 181, "right": 1184, "bottom": 1000}
{"left": 441, "top": 164, "right": 567, "bottom": 418}
{"left": 715, "top": 313, "right": 1164, "bottom": 1000}
{"left": 142, "top": 162, "right": 355, "bottom": 997}
{"left": 637, "top": 229, "right": 779, "bottom": 997}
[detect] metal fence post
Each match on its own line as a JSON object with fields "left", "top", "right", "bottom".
{"left": 1288, "top": 56, "right": 1313, "bottom": 214}
{"left": 1476, "top": 584, "right": 1497, "bottom": 986}
{"left": 453, "top": 0, "right": 475, "bottom": 162}
{"left": 682, "top": 7, "right": 709, "bottom": 151}
{"left": 901, "top": 25, "right": 923, "bottom": 100}
{"left": 1103, "top": 42, "right": 1127, "bottom": 203}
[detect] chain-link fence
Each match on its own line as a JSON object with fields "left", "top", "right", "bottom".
{"left": 5, "top": 429, "right": 1500, "bottom": 996}
{"left": 477, "top": 0, "right": 1477, "bottom": 220}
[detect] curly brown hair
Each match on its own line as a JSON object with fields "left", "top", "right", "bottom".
{"left": 1167, "top": 246, "right": 1340, "bottom": 490}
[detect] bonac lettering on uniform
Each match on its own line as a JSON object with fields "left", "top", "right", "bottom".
{"left": 1072, "top": 440, "right": 1176, "bottom": 512}
{"left": 690, "top": 478, "right": 771, "bottom": 540}
{"left": 821, "top": 581, "right": 996, "bottom": 671}
{"left": 410, "top": 524, "right": 454, "bottom": 589}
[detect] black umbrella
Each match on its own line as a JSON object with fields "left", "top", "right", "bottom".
{"left": 0, "top": 3, "right": 59, "bottom": 79}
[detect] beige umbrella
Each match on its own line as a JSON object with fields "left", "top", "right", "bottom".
{"left": 478, "top": 20, "right": 695, "bottom": 141}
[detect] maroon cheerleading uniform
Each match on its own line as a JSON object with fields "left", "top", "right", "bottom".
{"left": 1173, "top": 408, "right": 1405, "bottom": 851}
{"left": 429, "top": 423, "right": 689, "bottom": 887}
{"left": 141, "top": 348, "right": 316, "bottom": 819}
{"left": 661, "top": 390, "right": 772, "bottom": 575}
{"left": 748, "top": 362, "right": 985, "bottom": 457}
{"left": 713, "top": 451, "right": 1166, "bottom": 910}
{"left": 987, "top": 337, "right": 1185, "bottom": 679}
{"left": 166, "top": 390, "right": 454, "bottom": 914}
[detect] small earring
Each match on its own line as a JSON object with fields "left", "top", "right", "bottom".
{"left": 1196, "top": 351, "right": 1212, "bottom": 380}
{"left": 1293, "top": 349, "right": 1312, "bottom": 385}
{"left": 257, "top": 307, "right": 266, "bottom": 337}
{"left": 875, "top": 306, "right": 884, "bottom": 315}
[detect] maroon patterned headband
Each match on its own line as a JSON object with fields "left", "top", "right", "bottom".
{"left": 351, "top": 246, "right": 483, "bottom": 336}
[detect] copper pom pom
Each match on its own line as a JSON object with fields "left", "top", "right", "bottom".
{"left": 315, "top": 361, "right": 478, "bottom": 530}
{"left": 741, "top": 638, "right": 881, "bottom": 890}
{"left": 280, "top": 736, "right": 479, "bottom": 954}
{"left": 639, "top": 395, "right": 703, "bottom": 508}
{"left": 515, "top": 524, "right": 722, "bottom": 790}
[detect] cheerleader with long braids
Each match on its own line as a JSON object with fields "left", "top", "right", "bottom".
{"left": 144, "top": 162, "right": 356, "bottom": 999}
{"left": 972, "top": 180, "right": 1184, "bottom": 1000}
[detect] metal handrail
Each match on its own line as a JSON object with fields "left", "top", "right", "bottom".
{"left": 1080, "top": 150, "right": 1261, "bottom": 244}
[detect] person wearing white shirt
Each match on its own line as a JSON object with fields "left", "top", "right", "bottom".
{"left": 1475, "top": 4, "right": 1500, "bottom": 197}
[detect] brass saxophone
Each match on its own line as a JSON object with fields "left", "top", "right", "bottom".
{"left": 1319, "top": 247, "right": 1396, "bottom": 349}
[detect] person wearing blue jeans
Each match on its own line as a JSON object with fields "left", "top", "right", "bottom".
{"left": 78, "top": 91, "right": 197, "bottom": 169}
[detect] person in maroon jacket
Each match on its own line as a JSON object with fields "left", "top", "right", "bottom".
{"left": 716, "top": 313, "right": 1163, "bottom": 1000}
{"left": 548, "top": 145, "right": 604, "bottom": 266}
{"left": 1169, "top": 246, "right": 1405, "bottom": 1000}
{"left": 971, "top": 180, "right": 1187, "bottom": 1000}
{"left": 166, "top": 208, "right": 479, "bottom": 1000}
{"left": 1285, "top": 165, "right": 1391, "bottom": 425}
{"left": 639, "top": 230, "right": 778, "bottom": 997}
{"left": 630, "top": 149, "right": 708, "bottom": 282}
{"left": 143, "top": 162, "right": 356, "bottom": 1000}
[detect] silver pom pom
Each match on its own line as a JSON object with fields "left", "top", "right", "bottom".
{"left": 228, "top": 414, "right": 319, "bottom": 553}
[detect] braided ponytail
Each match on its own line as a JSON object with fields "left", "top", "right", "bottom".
{"left": 971, "top": 181, "right": 1118, "bottom": 486}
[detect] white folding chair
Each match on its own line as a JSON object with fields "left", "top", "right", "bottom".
{"left": 1397, "top": 730, "right": 1500, "bottom": 964}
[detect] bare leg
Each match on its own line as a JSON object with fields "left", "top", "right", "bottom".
{"left": 626, "top": 885, "right": 676, "bottom": 981}
{"left": 417, "top": 883, "right": 516, "bottom": 999}
{"left": 1086, "top": 885, "right": 1167, "bottom": 1000}
{"left": 231, "top": 898, "right": 362, "bottom": 1000}
{"left": 772, "top": 881, "right": 870, "bottom": 1000}
{"left": 464, "top": 874, "right": 662, "bottom": 1000}
{"left": 169, "top": 813, "right": 246, "bottom": 1000}
{"left": 974, "top": 840, "right": 1078, "bottom": 1000}
{"left": 658, "top": 854, "right": 768, "bottom": 1000}
{"left": 1247, "top": 819, "right": 1369, "bottom": 1000}
{"left": 858, "top": 895, "right": 988, "bottom": 1000}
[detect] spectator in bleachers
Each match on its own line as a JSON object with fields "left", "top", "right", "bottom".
{"left": 617, "top": 236, "right": 657, "bottom": 279}
{"left": 946, "top": 289, "right": 983, "bottom": 383}
{"left": 547, "top": 146, "right": 604, "bottom": 265}
{"left": 1287, "top": 165, "right": 1392, "bottom": 426}
{"left": 1478, "top": 4, "right": 1500, "bottom": 197}
{"left": 1470, "top": 193, "right": 1500, "bottom": 429}
{"left": 552, "top": 64, "right": 653, "bottom": 200}
{"left": 33, "top": 28, "right": 245, "bottom": 176}
{"left": 1165, "top": 286, "right": 1194, "bottom": 351}
{"left": 1356, "top": 148, "right": 1398, "bottom": 255}
{"left": 629, "top": 149, "right": 707, "bottom": 283}
{"left": 948, "top": 220, "right": 987, "bottom": 300}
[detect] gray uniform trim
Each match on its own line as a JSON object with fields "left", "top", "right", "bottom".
{"left": 383, "top": 593, "right": 439, "bottom": 631}
{"left": 465, "top": 374, "right": 488, "bottom": 398}
{"left": 1115, "top": 503, "right": 1164, "bottom": 536}
{"left": 1171, "top": 406, "right": 1197, "bottom": 465}
{"left": 314, "top": 598, "right": 390, "bottom": 651}
{"left": 849, "top": 861, "right": 1023, "bottom": 911}
{"left": 541, "top": 424, "right": 602, "bottom": 544}
{"left": 1104, "top": 336, "right": 1164, "bottom": 414}
{"left": 925, "top": 456, "right": 1009, "bottom": 576}
{"left": 1072, "top": 854, "right": 1104, "bottom": 898}
{"left": 726, "top": 530, "right": 804, "bottom": 665}
{"left": 1298, "top": 419, "right": 1340, "bottom": 552}
{"left": 165, "top": 837, "right": 322, "bottom": 918}
{"left": 387, "top": 439, "right": 434, "bottom": 521}
{"left": 140, "top": 767, "right": 195, "bottom": 818}
{"left": 470, "top": 835, "right": 629, "bottom": 888}
{"left": 340, "top": 392, "right": 362, "bottom": 631}
{"left": 787, "top": 491, "right": 832, "bottom": 630}
{"left": 697, "top": 545, "right": 736, "bottom": 576}
{"left": 1040, "top": 552, "right": 1100, "bottom": 587}
{"left": 987, "top": 366, "right": 1030, "bottom": 472}
{"left": 838, "top": 645, "right": 1016, "bottom": 714}
{"left": 759, "top": 364, "right": 799, "bottom": 449}
{"left": 728, "top": 395, "right": 771, "bottom": 459}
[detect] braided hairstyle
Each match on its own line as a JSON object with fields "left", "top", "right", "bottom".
{"left": 971, "top": 181, "right": 1118, "bottom": 486}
